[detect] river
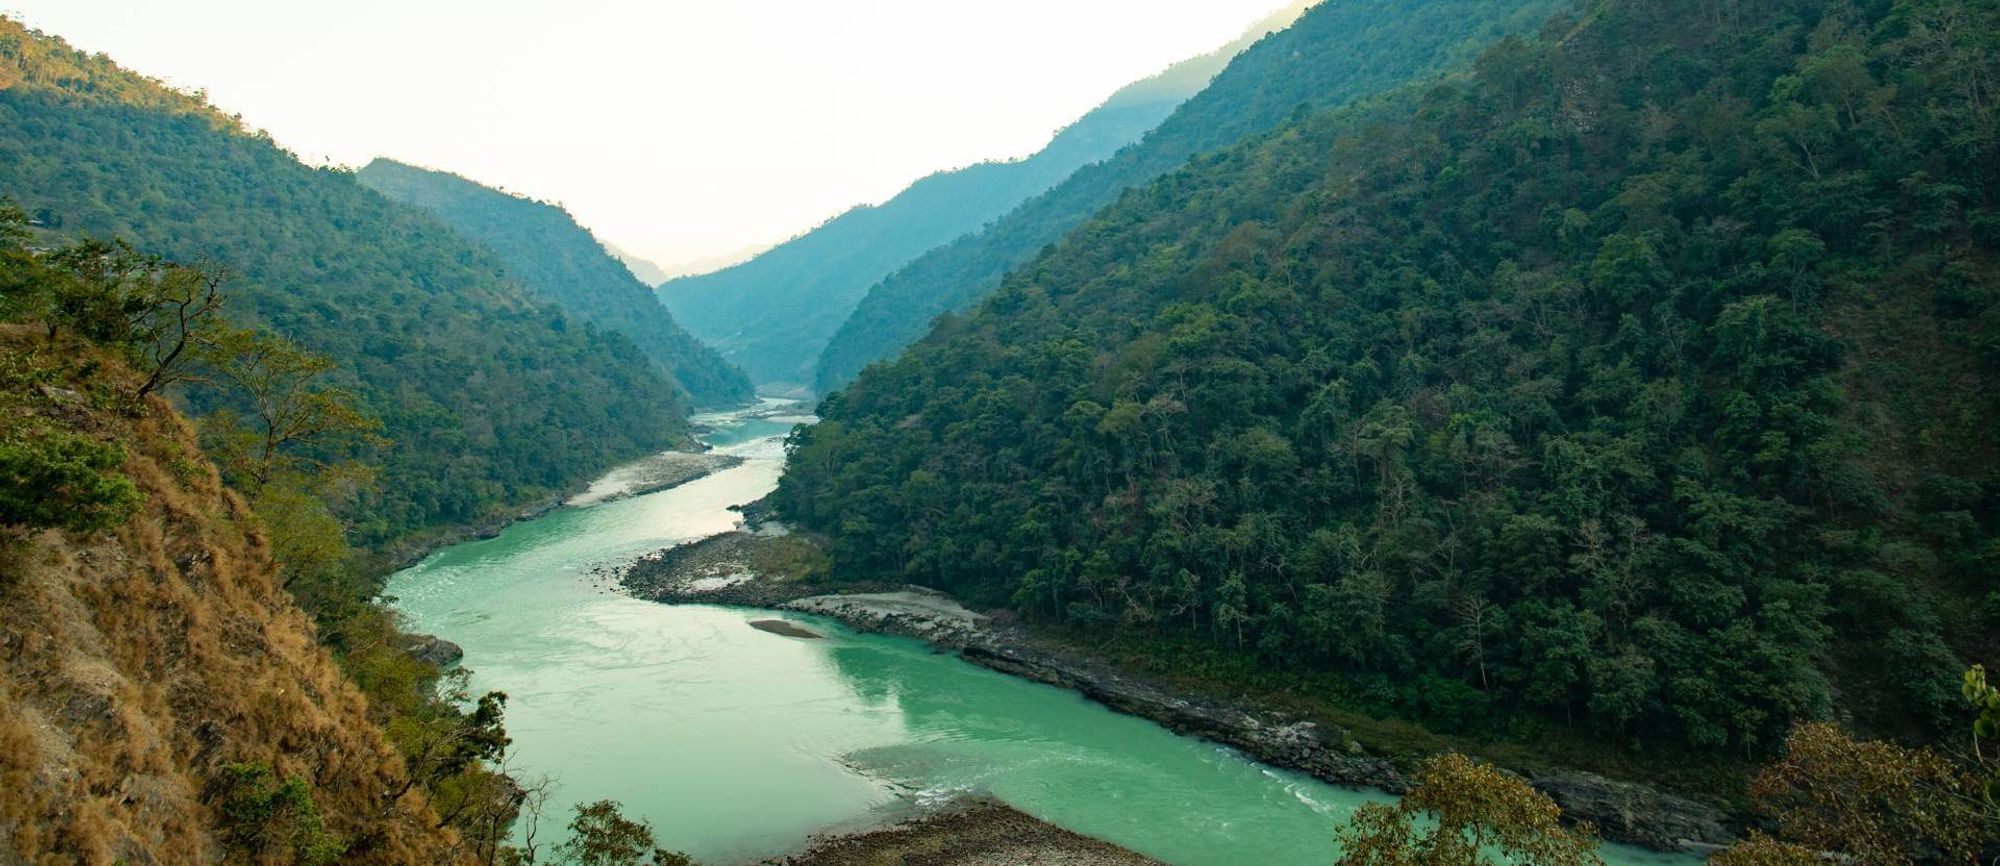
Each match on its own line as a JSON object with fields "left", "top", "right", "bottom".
{"left": 386, "top": 400, "right": 1700, "bottom": 866}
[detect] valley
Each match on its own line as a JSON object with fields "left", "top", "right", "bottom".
{"left": 1, "top": 0, "right": 1994, "bottom": 863}
{"left": 386, "top": 405, "right": 1701, "bottom": 866}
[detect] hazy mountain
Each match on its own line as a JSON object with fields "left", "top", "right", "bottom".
{"left": 658, "top": 1, "right": 1314, "bottom": 388}
{"left": 605, "top": 240, "right": 675, "bottom": 285}
{"left": 358, "top": 159, "right": 754, "bottom": 407}
{"left": 653, "top": 243, "right": 775, "bottom": 283}
{"left": 813, "top": 0, "right": 1563, "bottom": 392}
{"left": 0, "top": 18, "right": 690, "bottom": 542}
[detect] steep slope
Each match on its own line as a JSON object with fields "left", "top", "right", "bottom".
{"left": 357, "top": 159, "right": 753, "bottom": 407}
{"left": 780, "top": 0, "right": 1998, "bottom": 770}
{"left": 0, "top": 19, "right": 688, "bottom": 544}
{"left": 0, "top": 330, "right": 464, "bottom": 864}
{"left": 658, "top": 2, "right": 1313, "bottom": 388}
{"left": 605, "top": 241, "right": 674, "bottom": 286}
{"left": 814, "top": 0, "right": 1567, "bottom": 392}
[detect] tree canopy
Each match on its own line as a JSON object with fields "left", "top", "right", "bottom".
{"left": 781, "top": 0, "right": 2000, "bottom": 759}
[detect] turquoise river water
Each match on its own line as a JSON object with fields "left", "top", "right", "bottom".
{"left": 386, "top": 401, "right": 1701, "bottom": 866}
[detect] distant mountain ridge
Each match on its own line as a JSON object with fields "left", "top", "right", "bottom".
{"left": 658, "top": 1, "right": 1314, "bottom": 388}
{"left": 605, "top": 241, "right": 675, "bottom": 285}
{"left": 812, "top": 0, "right": 1565, "bottom": 392}
{"left": 357, "top": 158, "right": 754, "bottom": 407}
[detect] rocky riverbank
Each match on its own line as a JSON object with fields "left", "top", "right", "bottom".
{"left": 565, "top": 449, "right": 744, "bottom": 507}
{"left": 384, "top": 446, "right": 738, "bottom": 571}
{"left": 620, "top": 536, "right": 1732, "bottom": 854}
{"left": 763, "top": 800, "right": 1163, "bottom": 866}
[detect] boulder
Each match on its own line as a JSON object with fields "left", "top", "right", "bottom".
{"left": 403, "top": 634, "right": 464, "bottom": 668}
{"left": 1531, "top": 771, "right": 1732, "bottom": 850}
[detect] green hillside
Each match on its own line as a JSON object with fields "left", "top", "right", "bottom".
{"left": 780, "top": 0, "right": 1999, "bottom": 764}
{"left": 814, "top": 0, "right": 1569, "bottom": 393}
{"left": 357, "top": 158, "right": 752, "bottom": 407}
{"left": 0, "top": 19, "right": 689, "bottom": 545}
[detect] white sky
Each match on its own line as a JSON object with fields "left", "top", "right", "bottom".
{"left": 6, "top": 0, "right": 1286, "bottom": 266}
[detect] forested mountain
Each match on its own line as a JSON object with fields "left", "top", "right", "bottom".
{"left": 813, "top": 0, "right": 1569, "bottom": 392}
{"left": 780, "top": 0, "right": 1999, "bottom": 766}
{"left": 0, "top": 18, "right": 689, "bottom": 544}
{"left": 658, "top": 1, "right": 1313, "bottom": 388}
{"left": 357, "top": 158, "right": 753, "bottom": 407}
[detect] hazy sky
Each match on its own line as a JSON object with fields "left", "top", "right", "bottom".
{"left": 8, "top": 1, "right": 1288, "bottom": 266}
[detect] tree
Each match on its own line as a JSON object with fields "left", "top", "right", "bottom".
{"left": 132, "top": 257, "right": 226, "bottom": 398}
{"left": 196, "top": 325, "right": 379, "bottom": 491}
{"left": 385, "top": 675, "right": 510, "bottom": 806}
{"left": 552, "top": 800, "right": 692, "bottom": 866}
{"left": 1335, "top": 753, "right": 1601, "bottom": 866}
{"left": 1740, "top": 722, "right": 1983, "bottom": 865}
{"left": 1962, "top": 664, "right": 2000, "bottom": 806}
{"left": 0, "top": 420, "right": 140, "bottom": 535}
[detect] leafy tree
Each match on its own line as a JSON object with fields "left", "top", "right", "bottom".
{"left": 195, "top": 325, "right": 379, "bottom": 492}
{"left": 552, "top": 801, "right": 693, "bottom": 866}
{"left": 1962, "top": 664, "right": 2000, "bottom": 805}
{"left": 1741, "top": 722, "right": 1983, "bottom": 865}
{"left": 1335, "top": 753, "right": 1601, "bottom": 866}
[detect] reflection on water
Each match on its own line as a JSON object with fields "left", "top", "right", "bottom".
{"left": 387, "top": 401, "right": 1700, "bottom": 866}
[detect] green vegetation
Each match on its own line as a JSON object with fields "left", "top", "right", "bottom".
{"left": 0, "top": 18, "right": 689, "bottom": 546}
{"left": 355, "top": 159, "right": 751, "bottom": 407}
{"left": 1358, "top": 719, "right": 1995, "bottom": 864}
{"left": 0, "top": 27, "right": 706, "bottom": 858}
{"left": 658, "top": 5, "right": 1309, "bottom": 387}
{"left": 813, "top": 0, "right": 1569, "bottom": 392}
{"left": 541, "top": 801, "right": 694, "bottom": 866}
{"left": 1967, "top": 664, "right": 2000, "bottom": 802}
{"left": 781, "top": 0, "right": 1999, "bottom": 769}
{"left": 1739, "top": 721, "right": 1985, "bottom": 864}
{"left": 0, "top": 417, "right": 139, "bottom": 533}
{"left": 210, "top": 762, "right": 347, "bottom": 866}
{"left": 1336, "top": 753, "right": 1600, "bottom": 866}
{"left": 0, "top": 202, "right": 530, "bottom": 862}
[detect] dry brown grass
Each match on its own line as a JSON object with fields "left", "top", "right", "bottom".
{"left": 0, "top": 336, "right": 467, "bottom": 864}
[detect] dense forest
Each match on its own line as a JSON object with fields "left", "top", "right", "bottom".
{"left": 812, "top": 0, "right": 1572, "bottom": 393}
{"left": 781, "top": 0, "right": 1999, "bottom": 764}
{"left": 658, "top": 2, "right": 1310, "bottom": 388}
{"left": 357, "top": 159, "right": 752, "bottom": 407}
{"left": 0, "top": 19, "right": 691, "bottom": 545}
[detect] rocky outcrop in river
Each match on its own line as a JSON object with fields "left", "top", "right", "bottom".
{"left": 623, "top": 543, "right": 1732, "bottom": 854}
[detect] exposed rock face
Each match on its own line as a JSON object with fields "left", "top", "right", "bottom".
{"left": 1530, "top": 772, "right": 1733, "bottom": 851}
{"left": 403, "top": 634, "right": 465, "bottom": 667}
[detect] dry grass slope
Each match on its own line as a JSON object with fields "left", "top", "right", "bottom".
{"left": 0, "top": 334, "right": 464, "bottom": 865}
